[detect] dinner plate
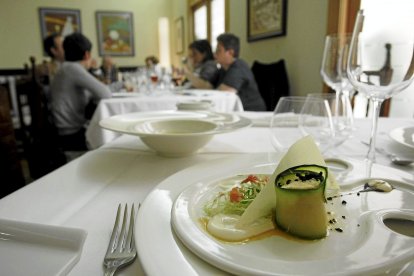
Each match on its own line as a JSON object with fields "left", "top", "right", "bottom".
{"left": 389, "top": 126, "right": 414, "bottom": 150}
{"left": 0, "top": 219, "right": 87, "bottom": 276}
{"left": 136, "top": 153, "right": 414, "bottom": 276}
{"left": 99, "top": 110, "right": 252, "bottom": 137}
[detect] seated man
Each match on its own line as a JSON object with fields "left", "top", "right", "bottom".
{"left": 214, "top": 33, "right": 266, "bottom": 111}
{"left": 50, "top": 33, "right": 111, "bottom": 151}
{"left": 101, "top": 55, "right": 119, "bottom": 84}
{"left": 37, "top": 33, "right": 65, "bottom": 85}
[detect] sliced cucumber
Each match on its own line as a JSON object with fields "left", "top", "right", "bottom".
{"left": 274, "top": 165, "right": 328, "bottom": 239}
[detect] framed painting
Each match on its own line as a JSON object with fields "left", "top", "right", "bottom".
{"left": 39, "top": 8, "right": 81, "bottom": 55}
{"left": 175, "top": 17, "right": 184, "bottom": 54}
{"left": 96, "top": 11, "right": 135, "bottom": 56}
{"left": 247, "top": 0, "right": 287, "bottom": 42}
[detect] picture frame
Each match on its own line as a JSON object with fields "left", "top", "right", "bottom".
{"left": 175, "top": 17, "right": 184, "bottom": 54}
{"left": 39, "top": 8, "right": 81, "bottom": 55}
{"left": 247, "top": 0, "right": 287, "bottom": 42}
{"left": 95, "top": 11, "right": 135, "bottom": 56}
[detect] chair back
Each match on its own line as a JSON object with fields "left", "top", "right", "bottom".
{"left": 251, "top": 60, "right": 290, "bottom": 111}
{"left": 0, "top": 85, "right": 25, "bottom": 197}
{"left": 15, "top": 57, "right": 66, "bottom": 179}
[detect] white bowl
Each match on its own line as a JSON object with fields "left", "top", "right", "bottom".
{"left": 134, "top": 119, "right": 217, "bottom": 157}
{"left": 99, "top": 111, "right": 253, "bottom": 157}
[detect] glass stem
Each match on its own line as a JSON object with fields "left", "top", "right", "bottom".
{"left": 366, "top": 98, "right": 384, "bottom": 177}
{"left": 342, "top": 89, "right": 355, "bottom": 127}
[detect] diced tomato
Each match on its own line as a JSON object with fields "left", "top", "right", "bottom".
{"left": 229, "top": 187, "right": 243, "bottom": 202}
{"left": 241, "top": 175, "right": 259, "bottom": 184}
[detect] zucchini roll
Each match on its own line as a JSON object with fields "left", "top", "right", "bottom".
{"left": 274, "top": 165, "right": 328, "bottom": 239}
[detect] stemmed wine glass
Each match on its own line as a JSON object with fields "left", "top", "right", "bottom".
{"left": 321, "top": 34, "right": 354, "bottom": 124}
{"left": 321, "top": 34, "right": 347, "bottom": 94}
{"left": 347, "top": 10, "right": 414, "bottom": 175}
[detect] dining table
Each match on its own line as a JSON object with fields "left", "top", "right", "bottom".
{"left": 0, "top": 112, "right": 413, "bottom": 276}
{"left": 86, "top": 89, "right": 244, "bottom": 149}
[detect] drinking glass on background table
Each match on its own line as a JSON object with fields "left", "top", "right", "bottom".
{"left": 347, "top": 9, "right": 414, "bottom": 175}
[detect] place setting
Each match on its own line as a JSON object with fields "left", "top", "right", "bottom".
{"left": 136, "top": 135, "right": 414, "bottom": 275}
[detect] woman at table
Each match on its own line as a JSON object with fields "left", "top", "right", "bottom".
{"left": 184, "top": 39, "right": 219, "bottom": 89}
{"left": 50, "top": 33, "right": 111, "bottom": 151}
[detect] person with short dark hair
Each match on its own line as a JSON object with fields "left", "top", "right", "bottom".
{"left": 184, "top": 39, "right": 219, "bottom": 89}
{"left": 50, "top": 33, "right": 111, "bottom": 151}
{"left": 215, "top": 33, "right": 266, "bottom": 111}
{"left": 37, "top": 33, "right": 65, "bottom": 84}
{"left": 101, "top": 55, "right": 119, "bottom": 84}
{"left": 145, "top": 55, "right": 159, "bottom": 68}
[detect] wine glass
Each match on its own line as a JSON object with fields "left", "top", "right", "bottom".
{"left": 297, "top": 96, "right": 337, "bottom": 153}
{"left": 270, "top": 96, "right": 335, "bottom": 153}
{"left": 321, "top": 34, "right": 355, "bottom": 123}
{"left": 269, "top": 97, "right": 307, "bottom": 153}
{"left": 321, "top": 34, "right": 346, "bottom": 94}
{"left": 347, "top": 10, "right": 414, "bottom": 175}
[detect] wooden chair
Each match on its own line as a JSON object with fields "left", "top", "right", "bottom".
{"left": 251, "top": 60, "right": 290, "bottom": 111}
{"left": 0, "top": 85, "right": 25, "bottom": 198}
{"left": 15, "top": 57, "right": 67, "bottom": 179}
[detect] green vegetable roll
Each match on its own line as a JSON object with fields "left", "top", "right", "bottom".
{"left": 274, "top": 165, "right": 328, "bottom": 239}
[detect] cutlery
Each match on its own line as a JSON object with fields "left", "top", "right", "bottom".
{"left": 360, "top": 141, "right": 414, "bottom": 166}
{"left": 103, "top": 203, "right": 138, "bottom": 276}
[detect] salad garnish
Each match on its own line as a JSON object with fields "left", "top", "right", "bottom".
{"left": 204, "top": 175, "right": 268, "bottom": 217}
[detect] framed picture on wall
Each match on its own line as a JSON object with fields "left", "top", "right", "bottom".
{"left": 175, "top": 17, "right": 184, "bottom": 54}
{"left": 247, "top": 0, "right": 287, "bottom": 42}
{"left": 96, "top": 11, "right": 135, "bottom": 56}
{"left": 39, "top": 8, "right": 81, "bottom": 55}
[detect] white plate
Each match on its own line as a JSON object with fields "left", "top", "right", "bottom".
{"left": 136, "top": 153, "right": 414, "bottom": 276}
{"left": 0, "top": 219, "right": 87, "bottom": 276}
{"left": 99, "top": 110, "right": 252, "bottom": 137}
{"left": 389, "top": 126, "right": 414, "bottom": 150}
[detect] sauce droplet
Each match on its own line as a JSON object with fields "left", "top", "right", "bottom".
{"left": 365, "top": 180, "right": 393, "bottom": 193}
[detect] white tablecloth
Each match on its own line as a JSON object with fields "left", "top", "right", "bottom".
{"left": 86, "top": 89, "right": 244, "bottom": 149}
{"left": 0, "top": 113, "right": 413, "bottom": 275}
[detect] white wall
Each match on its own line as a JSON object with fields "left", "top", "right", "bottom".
{"left": 0, "top": 0, "right": 329, "bottom": 97}
{"left": 0, "top": 0, "right": 173, "bottom": 68}
{"left": 228, "top": 0, "right": 329, "bottom": 96}
{"left": 361, "top": 0, "right": 414, "bottom": 117}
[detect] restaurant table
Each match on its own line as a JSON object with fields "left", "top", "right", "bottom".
{"left": 0, "top": 113, "right": 413, "bottom": 275}
{"left": 86, "top": 89, "right": 244, "bottom": 149}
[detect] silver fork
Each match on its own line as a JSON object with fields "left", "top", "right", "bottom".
{"left": 103, "top": 203, "right": 138, "bottom": 276}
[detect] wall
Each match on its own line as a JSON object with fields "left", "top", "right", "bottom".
{"left": 229, "top": 0, "right": 328, "bottom": 96}
{"left": 0, "top": 0, "right": 328, "bottom": 96}
{"left": 361, "top": 0, "right": 414, "bottom": 117}
{"left": 0, "top": 0, "right": 173, "bottom": 68}
{"left": 170, "top": 0, "right": 189, "bottom": 67}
